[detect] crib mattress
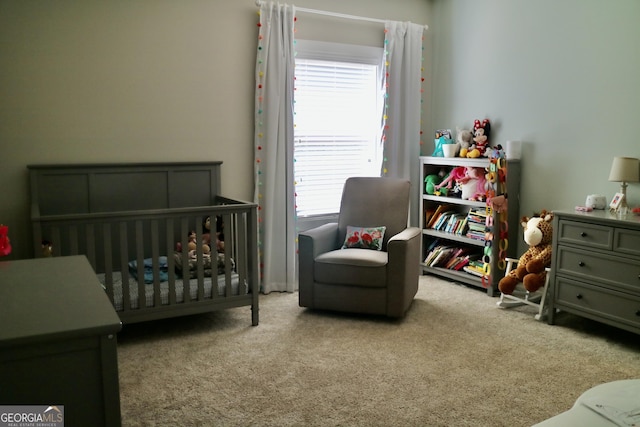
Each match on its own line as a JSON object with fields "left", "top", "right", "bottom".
{"left": 97, "top": 272, "right": 243, "bottom": 312}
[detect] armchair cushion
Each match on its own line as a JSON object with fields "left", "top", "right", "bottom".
{"left": 341, "top": 225, "right": 386, "bottom": 250}
{"left": 315, "top": 248, "right": 388, "bottom": 288}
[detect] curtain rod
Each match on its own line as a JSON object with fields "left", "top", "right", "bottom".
{"left": 255, "top": 0, "right": 428, "bottom": 30}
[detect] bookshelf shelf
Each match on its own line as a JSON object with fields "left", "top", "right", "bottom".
{"left": 422, "top": 194, "right": 486, "bottom": 208}
{"left": 422, "top": 229, "right": 486, "bottom": 247}
{"left": 419, "top": 155, "right": 521, "bottom": 296}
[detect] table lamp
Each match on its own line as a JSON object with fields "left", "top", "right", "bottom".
{"left": 608, "top": 156, "right": 640, "bottom": 215}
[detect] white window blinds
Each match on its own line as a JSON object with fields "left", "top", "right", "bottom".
{"left": 294, "top": 42, "right": 384, "bottom": 217}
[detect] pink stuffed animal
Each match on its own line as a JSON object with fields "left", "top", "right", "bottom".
{"left": 434, "top": 166, "right": 466, "bottom": 192}
{"left": 458, "top": 167, "right": 487, "bottom": 201}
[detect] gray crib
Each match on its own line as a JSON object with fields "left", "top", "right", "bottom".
{"left": 29, "top": 162, "right": 259, "bottom": 325}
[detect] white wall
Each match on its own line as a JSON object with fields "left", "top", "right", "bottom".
{"left": 429, "top": 0, "right": 640, "bottom": 251}
{"left": 0, "top": 0, "right": 430, "bottom": 259}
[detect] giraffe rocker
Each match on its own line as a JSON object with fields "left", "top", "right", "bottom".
{"left": 498, "top": 210, "right": 553, "bottom": 295}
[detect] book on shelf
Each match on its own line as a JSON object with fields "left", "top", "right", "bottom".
{"left": 451, "top": 256, "right": 471, "bottom": 271}
{"left": 429, "top": 209, "right": 470, "bottom": 236}
{"left": 454, "top": 216, "right": 468, "bottom": 235}
{"left": 424, "top": 245, "right": 482, "bottom": 270}
{"left": 463, "top": 260, "right": 489, "bottom": 277}
{"left": 443, "top": 248, "right": 471, "bottom": 269}
{"left": 433, "top": 211, "right": 460, "bottom": 231}
{"left": 466, "top": 230, "right": 486, "bottom": 241}
{"left": 427, "top": 204, "right": 453, "bottom": 229}
{"left": 424, "top": 207, "right": 437, "bottom": 227}
{"left": 464, "top": 206, "right": 489, "bottom": 241}
{"left": 424, "top": 244, "right": 451, "bottom": 266}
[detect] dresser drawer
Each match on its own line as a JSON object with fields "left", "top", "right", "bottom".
{"left": 555, "top": 246, "right": 640, "bottom": 294}
{"left": 555, "top": 276, "right": 640, "bottom": 330}
{"left": 557, "top": 219, "right": 613, "bottom": 250}
{"left": 615, "top": 227, "right": 640, "bottom": 257}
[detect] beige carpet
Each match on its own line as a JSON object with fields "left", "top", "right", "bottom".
{"left": 117, "top": 275, "right": 640, "bottom": 426}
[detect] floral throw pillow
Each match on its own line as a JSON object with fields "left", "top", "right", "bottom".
{"left": 342, "top": 226, "right": 386, "bottom": 251}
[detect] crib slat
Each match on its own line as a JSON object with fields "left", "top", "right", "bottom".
{"left": 248, "top": 203, "right": 260, "bottom": 326}
{"left": 69, "top": 225, "right": 78, "bottom": 255}
{"left": 195, "top": 216, "right": 205, "bottom": 301}
{"left": 166, "top": 218, "right": 177, "bottom": 306}
{"left": 222, "top": 213, "right": 233, "bottom": 297}
{"left": 51, "top": 227, "right": 61, "bottom": 257}
{"left": 135, "top": 221, "right": 145, "bottom": 311}
{"left": 151, "top": 219, "right": 161, "bottom": 307}
{"left": 236, "top": 211, "right": 248, "bottom": 295}
{"left": 85, "top": 223, "right": 96, "bottom": 269}
{"left": 180, "top": 217, "right": 191, "bottom": 303}
{"left": 103, "top": 223, "right": 114, "bottom": 303}
{"left": 120, "top": 222, "right": 132, "bottom": 312}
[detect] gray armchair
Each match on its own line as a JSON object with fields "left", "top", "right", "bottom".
{"left": 298, "top": 177, "right": 421, "bottom": 318}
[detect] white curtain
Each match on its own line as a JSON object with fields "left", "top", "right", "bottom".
{"left": 382, "top": 21, "right": 425, "bottom": 227}
{"left": 254, "top": 2, "right": 297, "bottom": 293}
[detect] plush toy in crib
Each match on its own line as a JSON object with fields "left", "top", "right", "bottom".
{"left": 498, "top": 210, "right": 554, "bottom": 295}
{"left": 176, "top": 230, "right": 211, "bottom": 256}
{"left": 41, "top": 240, "right": 53, "bottom": 257}
{"left": 204, "top": 216, "right": 225, "bottom": 253}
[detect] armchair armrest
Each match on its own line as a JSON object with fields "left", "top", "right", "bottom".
{"left": 298, "top": 223, "right": 339, "bottom": 307}
{"left": 387, "top": 227, "right": 421, "bottom": 246}
{"left": 386, "top": 226, "right": 422, "bottom": 317}
{"left": 298, "top": 222, "right": 339, "bottom": 258}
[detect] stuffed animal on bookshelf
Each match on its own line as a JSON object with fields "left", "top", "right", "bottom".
{"left": 424, "top": 173, "right": 443, "bottom": 195}
{"left": 498, "top": 210, "right": 554, "bottom": 295}
{"left": 456, "top": 127, "right": 474, "bottom": 158}
{"left": 434, "top": 166, "right": 466, "bottom": 194}
{"left": 458, "top": 167, "right": 487, "bottom": 201}
{"left": 466, "top": 119, "right": 491, "bottom": 158}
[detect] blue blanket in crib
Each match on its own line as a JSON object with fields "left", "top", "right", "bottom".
{"left": 128, "top": 256, "right": 169, "bottom": 283}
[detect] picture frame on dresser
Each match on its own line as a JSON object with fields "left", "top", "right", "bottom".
{"left": 609, "top": 192, "right": 624, "bottom": 210}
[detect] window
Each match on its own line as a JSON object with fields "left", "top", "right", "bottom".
{"left": 294, "top": 40, "right": 384, "bottom": 218}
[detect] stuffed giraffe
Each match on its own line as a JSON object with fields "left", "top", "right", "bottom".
{"left": 498, "top": 210, "right": 553, "bottom": 295}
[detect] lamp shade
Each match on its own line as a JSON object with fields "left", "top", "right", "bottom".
{"left": 608, "top": 157, "right": 640, "bottom": 183}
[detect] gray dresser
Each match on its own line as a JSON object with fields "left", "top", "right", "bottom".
{"left": 548, "top": 210, "right": 640, "bottom": 334}
{"left": 0, "top": 256, "right": 122, "bottom": 426}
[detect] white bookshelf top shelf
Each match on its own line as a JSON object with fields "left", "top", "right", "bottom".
{"left": 420, "top": 156, "right": 489, "bottom": 168}
{"left": 420, "top": 155, "right": 520, "bottom": 168}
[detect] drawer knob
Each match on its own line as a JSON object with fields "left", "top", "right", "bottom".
{"left": 636, "top": 311, "right": 640, "bottom": 317}
{"left": 580, "top": 232, "right": 587, "bottom": 237}
{"left": 576, "top": 294, "right": 583, "bottom": 300}
{"left": 578, "top": 261, "right": 585, "bottom": 267}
